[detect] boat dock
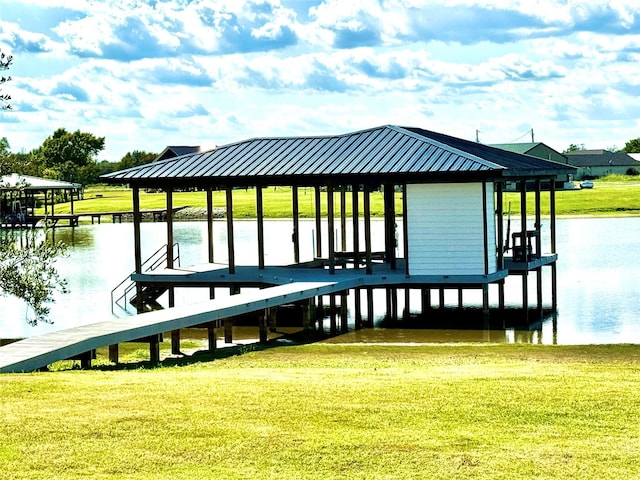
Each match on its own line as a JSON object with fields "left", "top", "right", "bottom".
{"left": 0, "top": 280, "right": 350, "bottom": 373}
{"left": 0, "top": 126, "right": 575, "bottom": 374}
{"left": 3, "top": 207, "right": 188, "bottom": 228}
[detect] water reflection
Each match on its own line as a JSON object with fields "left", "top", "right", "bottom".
{"left": 0, "top": 217, "right": 639, "bottom": 345}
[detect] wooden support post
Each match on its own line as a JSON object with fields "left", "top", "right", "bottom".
{"left": 385, "top": 287, "right": 397, "bottom": 325}
{"left": 226, "top": 186, "right": 235, "bottom": 274}
{"left": 537, "top": 267, "right": 543, "bottom": 311}
{"left": 391, "top": 288, "right": 398, "bottom": 323}
{"left": 535, "top": 179, "right": 542, "bottom": 258}
{"left": 132, "top": 187, "right": 144, "bottom": 314}
{"left": 292, "top": 186, "right": 300, "bottom": 264}
{"left": 402, "top": 183, "right": 409, "bottom": 275}
{"left": 108, "top": 344, "right": 119, "bottom": 364}
{"left": 340, "top": 185, "right": 347, "bottom": 252}
{"left": 550, "top": 178, "right": 557, "bottom": 255}
{"left": 482, "top": 182, "right": 490, "bottom": 275}
{"left": 383, "top": 184, "right": 396, "bottom": 269}
{"left": 458, "top": 289, "right": 463, "bottom": 309}
{"left": 207, "top": 188, "right": 215, "bottom": 263}
{"left": 551, "top": 263, "right": 558, "bottom": 312}
{"left": 149, "top": 336, "right": 160, "bottom": 364}
{"left": 520, "top": 180, "right": 527, "bottom": 260}
{"left": 354, "top": 288, "right": 362, "bottom": 329}
{"left": 327, "top": 184, "right": 335, "bottom": 274}
{"left": 256, "top": 186, "right": 265, "bottom": 269}
{"left": 439, "top": 289, "right": 445, "bottom": 309}
{"left": 329, "top": 294, "right": 337, "bottom": 335}
{"left": 340, "top": 292, "right": 348, "bottom": 333}
{"left": 366, "top": 288, "right": 374, "bottom": 326}
{"left": 259, "top": 310, "right": 268, "bottom": 344}
{"left": 482, "top": 285, "right": 490, "bottom": 319}
{"left": 302, "top": 302, "right": 311, "bottom": 330}
{"left": 421, "top": 288, "right": 430, "bottom": 314}
{"left": 268, "top": 307, "right": 277, "bottom": 332}
{"left": 352, "top": 185, "right": 360, "bottom": 267}
{"left": 316, "top": 296, "right": 324, "bottom": 333}
{"left": 166, "top": 188, "right": 174, "bottom": 266}
{"left": 522, "top": 274, "right": 529, "bottom": 323}
{"left": 207, "top": 324, "right": 217, "bottom": 352}
{"left": 166, "top": 189, "right": 180, "bottom": 355}
{"left": 314, "top": 185, "right": 322, "bottom": 258}
{"left": 404, "top": 288, "right": 410, "bottom": 321}
{"left": 224, "top": 318, "right": 233, "bottom": 344}
{"left": 498, "top": 280, "right": 505, "bottom": 310}
{"left": 79, "top": 350, "right": 94, "bottom": 370}
{"left": 364, "top": 186, "right": 373, "bottom": 275}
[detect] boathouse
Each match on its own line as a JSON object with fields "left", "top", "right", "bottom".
{"left": 0, "top": 174, "right": 82, "bottom": 227}
{"left": 99, "top": 125, "right": 575, "bottom": 355}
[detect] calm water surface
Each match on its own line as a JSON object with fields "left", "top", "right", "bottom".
{"left": 1, "top": 217, "right": 639, "bottom": 345}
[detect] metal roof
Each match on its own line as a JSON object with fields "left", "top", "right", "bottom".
{"left": 155, "top": 145, "right": 201, "bottom": 162}
{"left": 0, "top": 174, "right": 82, "bottom": 191}
{"left": 102, "top": 125, "right": 575, "bottom": 187}
{"left": 564, "top": 150, "right": 640, "bottom": 167}
{"left": 489, "top": 143, "right": 540, "bottom": 155}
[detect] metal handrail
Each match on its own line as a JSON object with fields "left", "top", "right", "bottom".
{"left": 110, "top": 243, "right": 180, "bottom": 314}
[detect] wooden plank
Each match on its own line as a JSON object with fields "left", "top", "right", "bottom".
{"left": 0, "top": 281, "right": 349, "bottom": 374}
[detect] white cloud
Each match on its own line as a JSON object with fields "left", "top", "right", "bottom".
{"left": 1, "top": 0, "right": 639, "bottom": 161}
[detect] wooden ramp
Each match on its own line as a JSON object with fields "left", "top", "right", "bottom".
{"left": 0, "top": 280, "right": 358, "bottom": 373}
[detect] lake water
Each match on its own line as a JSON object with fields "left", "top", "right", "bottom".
{"left": 1, "top": 217, "right": 639, "bottom": 345}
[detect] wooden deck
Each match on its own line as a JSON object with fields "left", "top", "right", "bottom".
{"left": 0, "top": 281, "right": 359, "bottom": 373}
{"left": 0, "top": 254, "right": 550, "bottom": 374}
{"left": 130, "top": 260, "right": 510, "bottom": 289}
{"left": 1, "top": 207, "right": 189, "bottom": 229}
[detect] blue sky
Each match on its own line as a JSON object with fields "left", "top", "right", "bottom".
{"left": 0, "top": 0, "right": 639, "bottom": 162}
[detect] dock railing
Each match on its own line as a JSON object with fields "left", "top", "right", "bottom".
{"left": 111, "top": 243, "right": 180, "bottom": 314}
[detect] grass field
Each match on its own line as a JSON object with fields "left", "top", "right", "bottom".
{"left": 1, "top": 343, "right": 639, "bottom": 479}
{"left": 46, "top": 179, "right": 640, "bottom": 221}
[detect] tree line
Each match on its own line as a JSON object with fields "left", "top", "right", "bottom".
{"left": 0, "top": 130, "right": 158, "bottom": 185}
{"left": 563, "top": 138, "right": 640, "bottom": 154}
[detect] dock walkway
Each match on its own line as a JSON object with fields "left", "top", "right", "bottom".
{"left": 0, "top": 252, "right": 552, "bottom": 373}
{"left": 0, "top": 280, "right": 357, "bottom": 373}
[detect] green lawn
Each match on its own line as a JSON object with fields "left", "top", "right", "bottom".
{"left": 48, "top": 180, "right": 640, "bottom": 221}
{"left": 50, "top": 185, "right": 395, "bottom": 219}
{"left": 1, "top": 343, "right": 639, "bottom": 479}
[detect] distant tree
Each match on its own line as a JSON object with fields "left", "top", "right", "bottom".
{"left": 0, "top": 229, "right": 68, "bottom": 325}
{"left": 95, "top": 159, "right": 117, "bottom": 178}
{"left": 118, "top": 150, "right": 157, "bottom": 170}
{"left": 0, "top": 137, "right": 11, "bottom": 174}
{"left": 0, "top": 49, "right": 12, "bottom": 110}
{"left": 622, "top": 138, "right": 640, "bottom": 153}
{"left": 35, "top": 128, "right": 105, "bottom": 183}
{"left": 92, "top": 150, "right": 157, "bottom": 184}
{"left": 563, "top": 143, "right": 585, "bottom": 154}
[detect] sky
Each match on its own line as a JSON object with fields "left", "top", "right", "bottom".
{"left": 0, "top": 0, "right": 639, "bottom": 162}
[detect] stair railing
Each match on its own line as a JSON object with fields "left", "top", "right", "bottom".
{"left": 111, "top": 243, "right": 180, "bottom": 314}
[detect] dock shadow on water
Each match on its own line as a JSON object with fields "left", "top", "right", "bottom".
{"left": 363, "top": 306, "right": 558, "bottom": 344}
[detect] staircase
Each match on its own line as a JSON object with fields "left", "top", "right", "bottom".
{"left": 111, "top": 243, "right": 180, "bottom": 314}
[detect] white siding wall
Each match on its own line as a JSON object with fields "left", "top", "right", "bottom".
{"left": 406, "top": 183, "right": 497, "bottom": 276}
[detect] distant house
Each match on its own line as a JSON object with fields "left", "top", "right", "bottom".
{"left": 490, "top": 142, "right": 573, "bottom": 186}
{"left": 155, "top": 146, "right": 200, "bottom": 162}
{"left": 564, "top": 150, "right": 640, "bottom": 179}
